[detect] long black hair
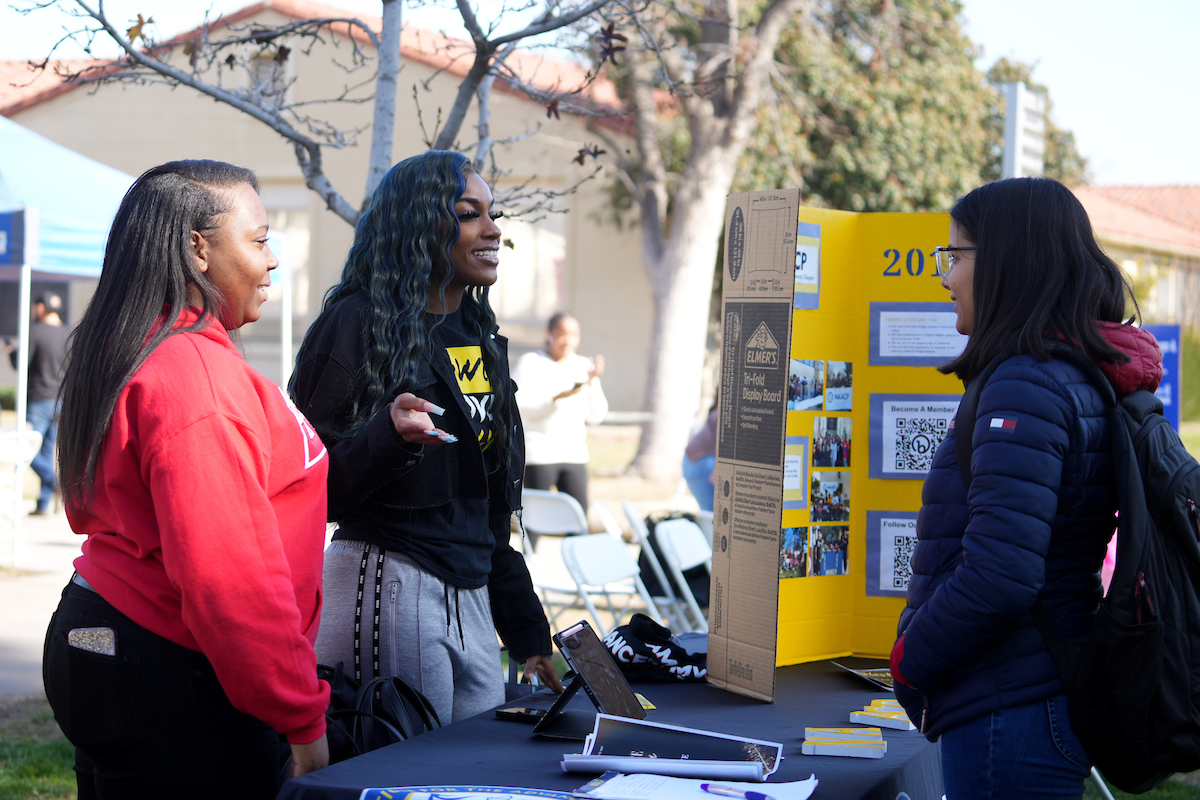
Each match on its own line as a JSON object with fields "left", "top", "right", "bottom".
{"left": 295, "top": 150, "right": 512, "bottom": 469}
{"left": 940, "top": 177, "right": 1137, "bottom": 382}
{"left": 58, "top": 160, "right": 259, "bottom": 507}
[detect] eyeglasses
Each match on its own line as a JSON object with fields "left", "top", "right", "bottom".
{"left": 933, "top": 246, "right": 977, "bottom": 278}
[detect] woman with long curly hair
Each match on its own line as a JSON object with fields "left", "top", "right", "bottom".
{"left": 291, "top": 150, "right": 562, "bottom": 723}
{"left": 45, "top": 160, "right": 330, "bottom": 798}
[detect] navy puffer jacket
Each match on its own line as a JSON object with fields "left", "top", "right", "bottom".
{"left": 893, "top": 328, "right": 1161, "bottom": 740}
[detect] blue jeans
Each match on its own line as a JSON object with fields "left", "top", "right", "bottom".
{"left": 941, "top": 694, "right": 1091, "bottom": 800}
{"left": 682, "top": 454, "right": 716, "bottom": 512}
{"left": 27, "top": 399, "right": 59, "bottom": 510}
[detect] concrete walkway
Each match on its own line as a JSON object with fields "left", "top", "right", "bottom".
{"left": 0, "top": 508, "right": 81, "bottom": 698}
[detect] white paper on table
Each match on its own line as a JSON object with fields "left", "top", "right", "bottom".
{"left": 581, "top": 714, "right": 784, "bottom": 776}
{"left": 571, "top": 771, "right": 818, "bottom": 800}
{"left": 561, "top": 755, "right": 763, "bottom": 780}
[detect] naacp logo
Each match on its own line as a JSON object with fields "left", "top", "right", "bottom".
{"left": 744, "top": 322, "right": 780, "bottom": 369}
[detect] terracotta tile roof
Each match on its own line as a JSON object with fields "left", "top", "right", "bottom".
{"left": 1083, "top": 185, "right": 1200, "bottom": 235}
{"left": 1, "top": 0, "right": 625, "bottom": 127}
{"left": 0, "top": 59, "right": 123, "bottom": 116}
{"left": 1073, "top": 184, "right": 1200, "bottom": 258}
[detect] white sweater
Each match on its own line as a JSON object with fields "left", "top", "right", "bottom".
{"left": 512, "top": 350, "right": 608, "bottom": 465}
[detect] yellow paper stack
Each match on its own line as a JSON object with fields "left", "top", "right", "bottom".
{"left": 849, "top": 698, "right": 915, "bottom": 731}
{"left": 801, "top": 726, "right": 886, "bottom": 758}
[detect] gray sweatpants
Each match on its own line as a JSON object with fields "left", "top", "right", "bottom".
{"left": 315, "top": 539, "right": 505, "bottom": 724}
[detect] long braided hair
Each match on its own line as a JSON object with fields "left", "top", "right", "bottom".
{"left": 297, "top": 150, "right": 511, "bottom": 469}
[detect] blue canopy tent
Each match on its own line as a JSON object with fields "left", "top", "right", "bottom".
{"left": 0, "top": 116, "right": 132, "bottom": 562}
{"left": 0, "top": 118, "right": 296, "bottom": 561}
{"left": 0, "top": 114, "right": 133, "bottom": 280}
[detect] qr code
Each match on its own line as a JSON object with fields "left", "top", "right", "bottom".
{"left": 892, "top": 534, "right": 916, "bottom": 589}
{"left": 893, "top": 417, "right": 948, "bottom": 473}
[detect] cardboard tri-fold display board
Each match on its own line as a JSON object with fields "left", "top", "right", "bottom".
{"left": 707, "top": 189, "right": 966, "bottom": 702}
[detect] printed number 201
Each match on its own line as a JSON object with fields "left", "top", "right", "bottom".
{"left": 883, "top": 248, "right": 935, "bottom": 277}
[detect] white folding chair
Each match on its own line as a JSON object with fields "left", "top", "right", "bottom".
{"left": 695, "top": 510, "right": 713, "bottom": 549}
{"left": 560, "top": 533, "right": 662, "bottom": 637}
{"left": 520, "top": 488, "right": 589, "bottom": 536}
{"left": 620, "top": 502, "right": 692, "bottom": 632}
{"left": 520, "top": 490, "right": 643, "bottom": 628}
{"left": 593, "top": 501, "right": 627, "bottom": 541}
{"left": 653, "top": 518, "right": 712, "bottom": 633}
{"left": 517, "top": 489, "right": 591, "bottom": 627}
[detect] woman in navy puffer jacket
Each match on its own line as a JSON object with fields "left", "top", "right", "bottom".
{"left": 889, "top": 177, "right": 1163, "bottom": 799}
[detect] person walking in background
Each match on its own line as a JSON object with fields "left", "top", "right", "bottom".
{"left": 682, "top": 403, "right": 718, "bottom": 512}
{"left": 45, "top": 160, "right": 331, "bottom": 798}
{"left": 7, "top": 292, "right": 69, "bottom": 515}
{"left": 291, "top": 151, "right": 562, "bottom": 726}
{"left": 889, "top": 177, "right": 1162, "bottom": 799}
{"left": 512, "top": 312, "right": 607, "bottom": 513}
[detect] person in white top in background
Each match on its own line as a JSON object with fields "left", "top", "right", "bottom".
{"left": 513, "top": 312, "right": 607, "bottom": 513}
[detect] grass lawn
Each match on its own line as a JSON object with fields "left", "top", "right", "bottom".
{"left": 0, "top": 696, "right": 74, "bottom": 800}
{"left": 1087, "top": 778, "right": 1200, "bottom": 799}
{"left": 1180, "top": 421, "right": 1200, "bottom": 458}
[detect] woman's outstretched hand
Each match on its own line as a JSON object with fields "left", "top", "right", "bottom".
{"left": 390, "top": 393, "right": 458, "bottom": 445}
{"left": 523, "top": 654, "right": 565, "bottom": 694}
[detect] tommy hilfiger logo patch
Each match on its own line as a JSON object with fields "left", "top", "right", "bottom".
{"left": 989, "top": 417, "right": 1018, "bottom": 432}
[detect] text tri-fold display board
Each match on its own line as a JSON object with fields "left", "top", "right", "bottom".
{"left": 708, "top": 189, "right": 966, "bottom": 702}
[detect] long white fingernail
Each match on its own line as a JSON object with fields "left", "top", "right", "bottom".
{"left": 427, "top": 403, "right": 446, "bottom": 416}
{"left": 440, "top": 434, "right": 458, "bottom": 443}
{"left": 424, "top": 430, "right": 439, "bottom": 436}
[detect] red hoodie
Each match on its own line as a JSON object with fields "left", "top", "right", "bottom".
{"left": 70, "top": 310, "right": 331, "bottom": 744}
{"left": 1095, "top": 321, "right": 1163, "bottom": 396}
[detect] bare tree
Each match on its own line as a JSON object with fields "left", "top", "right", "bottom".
{"left": 18, "top": 0, "right": 620, "bottom": 224}
{"left": 596, "top": 0, "right": 810, "bottom": 480}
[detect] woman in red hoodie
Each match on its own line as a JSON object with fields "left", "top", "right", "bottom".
{"left": 44, "top": 161, "right": 331, "bottom": 798}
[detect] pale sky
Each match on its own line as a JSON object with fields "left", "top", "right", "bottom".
{"left": 0, "top": 0, "right": 1195, "bottom": 186}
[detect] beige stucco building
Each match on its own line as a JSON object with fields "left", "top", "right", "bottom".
{"left": 0, "top": 0, "right": 652, "bottom": 410}
{"left": 1073, "top": 185, "right": 1200, "bottom": 329}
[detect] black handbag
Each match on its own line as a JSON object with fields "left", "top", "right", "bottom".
{"left": 318, "top": 545, "right": 442, "bottom": 762}
{"left": 318, "top": 661, "right": 441, "bottom": 762}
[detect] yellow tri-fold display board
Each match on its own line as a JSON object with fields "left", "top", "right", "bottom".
{"left": 707, "top": 189, "right": 967, "bottom": 702}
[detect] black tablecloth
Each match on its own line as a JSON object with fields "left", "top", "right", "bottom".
{"left": 278, "top": 659, "right": 943, "bottom": 800}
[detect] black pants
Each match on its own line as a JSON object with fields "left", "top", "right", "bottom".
{"left": 43, "top": 581, "right": 282, "bottom": 800}
{"left": 524, "top": 462, "right": 589, "bottom": 512}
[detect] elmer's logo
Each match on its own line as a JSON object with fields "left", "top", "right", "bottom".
{"left": 744, "top": 322, "right": 779, "bottom": 369}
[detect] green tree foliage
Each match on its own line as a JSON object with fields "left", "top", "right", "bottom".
{"left": 739, "top": 0, "right": 994, "bottom": 212}
{"left": 983, "top": 57, "right": 1090, "bottom": 186}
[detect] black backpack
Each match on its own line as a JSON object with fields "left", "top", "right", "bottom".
{"left": 956, "top": 341, "right": 1200, "bottom": 793}
{"left": 317, "top": 661, "right": 442, "bottom": 763}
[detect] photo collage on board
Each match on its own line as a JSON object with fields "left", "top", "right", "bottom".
{"left": 780, "top": 360, "right": 853, "bottom": 578}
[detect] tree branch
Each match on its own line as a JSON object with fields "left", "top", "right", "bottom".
{"left": 490, "top": 0, "right": 613, "bottom": 47}
{"left": 67, "top": 0, "right": 360, "bottom": 221}
{"left": 363, "top": 0, "right": 402, "bottom": 207}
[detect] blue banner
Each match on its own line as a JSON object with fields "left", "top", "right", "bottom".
{"left": 1143, "top": 324, "right": 1181, "bottom": 431}
{"left": 0, "top": 210, "right": 24, "bottom": 266}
